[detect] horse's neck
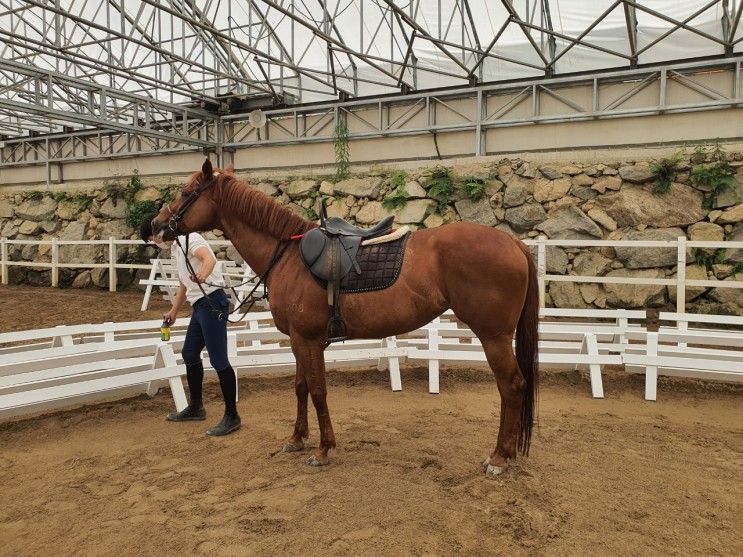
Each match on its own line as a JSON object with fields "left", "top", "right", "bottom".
{"left": 221, "top": 219, "right": 279, "bottom": 277}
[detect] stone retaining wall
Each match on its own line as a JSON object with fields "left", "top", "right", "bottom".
{"left": 2, "top": 152, "right": 742, "bottom": 314}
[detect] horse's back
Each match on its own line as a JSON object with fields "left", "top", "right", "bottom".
{"left": 408, "top": 222, "right": 530, "bottom": 333}
{"left": 411, "top": 221, "right": 528, "bottom": 274}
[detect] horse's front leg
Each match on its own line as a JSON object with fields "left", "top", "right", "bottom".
{"left": 290, "top": 334, "right": 335, "bottom": 466}
{"left": 282, "top": 367, "right": 309, "bottom": 452}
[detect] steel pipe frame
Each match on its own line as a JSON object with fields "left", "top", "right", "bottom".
{"left": 0, "top": 60, "right": 218, "bottom": 147}
{"left": 1, "top": 1, "right": 742, "bottom": 169}
{"left": 223, "top": 55, "right": 743, "bottom": 119}
{"left": 16, "top": 0, "right": 273, "bottom": 95}
{"left": 0, "top": 1, "right": 234, "bottom": 100}
{"left": 3, "top": 55, "right": 742, "bottom": 169}
{"left": 2, "top": 2, "right": 737, "bottom": 110}
{"left": 220, "top": 56, "right": 743, "bottom": 149}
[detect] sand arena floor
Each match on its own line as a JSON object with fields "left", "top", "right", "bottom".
{"left": 0, "top": 285, "right": 741, "bottom": 556}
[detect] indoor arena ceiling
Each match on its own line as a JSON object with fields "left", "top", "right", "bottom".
{"left": 0, "top": 1, "right": 742, "bottom": 142}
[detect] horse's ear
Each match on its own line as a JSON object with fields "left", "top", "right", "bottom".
{"left": 202, "top": 158, "right": 213, "bottom": 180}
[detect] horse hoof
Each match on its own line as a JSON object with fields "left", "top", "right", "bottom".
{"left": 482, "top": 457, "right": 506, "bottom": 478}
{"left": 282, "top": 442, "right": 303, "bottom": 453}
{"left": 307, "top": 454, "right": 329, "bottom": 467}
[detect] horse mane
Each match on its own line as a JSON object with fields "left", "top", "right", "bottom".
{"left": 214, "top": 173, "right": 317, "bottom": 239}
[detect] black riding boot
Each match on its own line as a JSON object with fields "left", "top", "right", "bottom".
{"left": 167, "top": 362, "right": 206, "bottom": 421}
{"left": 206, "top": 366, "right": 241, "bottom": 436}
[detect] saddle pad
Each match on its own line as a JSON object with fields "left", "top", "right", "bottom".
{"left": 339, "top": 232, "right": 409, "bottom": 293}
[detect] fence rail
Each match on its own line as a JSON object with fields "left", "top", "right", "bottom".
{"left": 0, "top": 237, "right": 232, "bottom": 291}
{"left": 2, "top": 236, "right": 742, "bottom": 312}
{"left": 523, "top": 236, "right": 743, "bottom": 311}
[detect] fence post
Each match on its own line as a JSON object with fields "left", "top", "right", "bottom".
{"left": 676, "top": 236, "right": 686, "bottom": 315}
{"left": 1, "top": 238, "right": 7, "bottom": 285}
{"left": 108, "top": 237, "right": 116, "bottom": 292}
{"left": 537, "top": 235, "right": 547, "bottom": 308}
{"left": 676, "top": 236, "right": 688, "bottom": 348}
{"left": 428, "top": 325, "right": 440, "bottom": 394}
{"left": 51, "top": 237, "right": 59, "bottom": 287}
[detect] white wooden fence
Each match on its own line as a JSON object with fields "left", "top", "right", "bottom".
{"left": 2, "top": 236, "right": 742, "bottom": 314}
{"left": 0, "top": 237, "right": 233, "bottom": 291}
{"left": 523, "top": 236, "right": 743, "bottom": 311}
{"left": 624, "top": 312, "right": 743, "bottom": 400}
{"left": 138, "top": 256, "right": 259, "bottom": 310}
{"left": 3, "top": 308, "right": 740, "bottom": 420}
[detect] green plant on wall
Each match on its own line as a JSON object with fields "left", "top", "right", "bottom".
{"left": 427, "top": 166, "right": 455, "bottom": 215}
{"left": 50, "top": 192, "right": 70, "bottom": 202}
{"left": 22, "top": 191, "right": 45, "bottom": 201}
{"left": 649, "top": 151, "right": 683, "bottom": 194}
{"left": 73, "top": 193, "right": 94, "bottom": 210}
{"left": 691, "top": 143, "right": 735, "bottom": 209}
{"left": 104, "top": 178, "right": 126, "bottom": 200}
{"left": 125, "top": 169, "right": 143, "bottom": 201}
{"left": 306, "top": 189, "right": 320, "bottom": 202}
{"left": 460, "top": 177, "right": 487, "bottom": 201}
{"left": 691, "top": 247, "right": 727, "bottom": 269}
{"left": 46, "top": 191, "right": 94, "bottom": 210}
{"left": 690, "top": 144, "right": 707, "bottom": 163}
{"left": 122, "top": 170, "right": 157, "bottom": 227}
{"left": 298, "top": 190, "right": 323, "bottom": 221}
{"left": 126, "top": 199, "right": 158, "bottom": 228}
{"left": 382, "top": 187, "right": 409, "bottom": 211}
{"left": 333, "top": 116, "right": 350, "bottom": 181}
{"left": 382, "top": 171, "right": 410, "bottom": 210}
{"left": 389, "top": 170, "right": 407, "bottom": 190}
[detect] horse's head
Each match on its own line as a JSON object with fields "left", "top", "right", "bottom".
{"left": 151, "top": 158, "right": 223, "bottom": 241}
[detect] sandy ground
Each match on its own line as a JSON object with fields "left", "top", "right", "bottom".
{"left": 0, "top": 285, "right": 742, "bottom": 557}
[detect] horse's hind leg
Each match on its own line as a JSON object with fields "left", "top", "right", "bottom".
{"left": 480, "top": 334, "right": 526, "bottom": 475}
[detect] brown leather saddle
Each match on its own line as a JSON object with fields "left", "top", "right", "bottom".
{"left": 299, "top": 202, "right": 397, "bottom": 344}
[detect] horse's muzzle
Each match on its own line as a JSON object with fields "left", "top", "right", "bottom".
{"left": 152, "top": 219, "right": 177, "bottom": 241}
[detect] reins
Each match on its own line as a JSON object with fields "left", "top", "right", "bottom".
{"left": 164, "top": 172, "right": 300, "bottom": 323}
{"left": 174, "top": 234, "right": 294, "bottom": 324}
{"left": 161, "top": 172, "right": 316, "bottom": 323}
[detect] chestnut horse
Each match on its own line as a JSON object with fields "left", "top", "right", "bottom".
{"left": 151, "top": 159, "right": 539, "bottom": 476}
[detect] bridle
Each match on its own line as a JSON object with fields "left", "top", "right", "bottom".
{"left": 154, "top": 172, "right": 289, "bottom": 323}
{"left": 159, "top": 176, "right": 215, "bottom": 239}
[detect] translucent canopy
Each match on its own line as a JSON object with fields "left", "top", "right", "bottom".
{"left": 0, "top": 1, "right": 741, "bottom": 137}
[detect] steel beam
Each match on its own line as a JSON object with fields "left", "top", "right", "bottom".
{"left": 218, "top": 57, "right": 743, "bottom": 148}
{"left": 0, "top": 0, "right": 740, "bottom": 170}
{"left": 0, "top": 60, "right": 217, "bottom": 147}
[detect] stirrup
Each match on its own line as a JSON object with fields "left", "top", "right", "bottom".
{"left": 325, "top": 334, "right": 348, "bottom": 346}
{"left": 325, "top": 313, "right": 347, "bottom": 347}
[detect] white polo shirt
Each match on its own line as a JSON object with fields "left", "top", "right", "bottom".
{"left": 174, "top": 233, "right": 225, "bottom": 305}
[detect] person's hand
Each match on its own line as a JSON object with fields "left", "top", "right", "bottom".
{"left": 190, "top": 271, "right": 209, "bottom": 284}
{"left": 163, "top": 309, "right": 177, "bottom": 326}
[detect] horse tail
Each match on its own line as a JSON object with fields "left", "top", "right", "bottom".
{"left": 515, "top": 242, "right": 539, "bottom": 456}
